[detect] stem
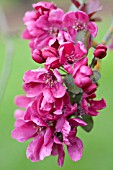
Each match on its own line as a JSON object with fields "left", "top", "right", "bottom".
{"left": 60, "top": 67, "right": 67, "bottom": 74}
{"left": 90, "top": 57, "right": 96, "bottom": 68}
{"left": 102, "top": 21, "right": 113, "bottom": 45}
{"left": 0, "top": 6, "right": 14, "bottom": 104}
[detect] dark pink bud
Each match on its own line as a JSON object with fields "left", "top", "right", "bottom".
{"left": 83, "top": 83, "right": 97, "bottom": 94}
{"left": 94, "top": 44, "right": 107, "bottom": 59}
{"left": 42, "top": 46, "right": 58, "bottom": 59}
{"left": 32, "top": 49, "right": 45, "bottom": 63}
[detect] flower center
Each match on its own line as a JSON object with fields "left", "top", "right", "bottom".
{"left": 49, "top": 27, "right": 59, "bottom": 37}
{"left": 73, "top": 21, "right": 86, "bottom": 31}
{"left": 65, "top": 51, "right": 75, "bottom": 64}
{"left": 43, "top": 72, "right": 56, "bottom": 87}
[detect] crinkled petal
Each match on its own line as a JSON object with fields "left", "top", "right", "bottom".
{"left": 12, "top": 121, "right": 37, "bottom": 142}
{"left": 67, "top": 137, "right": 83, "bottom": 162}
{"left": 43, "top": 88, "right": 55, "bottom": 103}
{"left": 26, "top": 134, "right": 44, "bottom": 162}
{"left": 63, "top": 11, "right": 76, "bottom": 27}
{"left": 52, "top": 82, "right": 66, "bottom": 98}
{"left": 74, "top": 11, "right": 89, "bottom": 23}
{"left": 90, "top": 98, "right": 106, "bottom": 110}
{"left": 49, "top": 8, "right": 64, "bottom": 27}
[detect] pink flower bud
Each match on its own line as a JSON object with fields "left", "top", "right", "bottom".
{"left": 83, "top": 83, "right": 97, "bottom": 94}
{"left": 94, "top": 44, "right": 107, "bottom": 59}
{"left": 32, "top": 49, "right": 45, "bottom": 63}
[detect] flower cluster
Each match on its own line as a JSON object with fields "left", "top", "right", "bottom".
{"left": 12, "top": 1, "right": 107, "bottom": 167}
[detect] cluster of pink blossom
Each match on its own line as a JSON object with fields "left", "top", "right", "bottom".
{"left": 12, "top": 1, "right": 107, "bottom": 167}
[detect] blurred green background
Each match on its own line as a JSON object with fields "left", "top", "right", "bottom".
{"left": 0, "top": 0, "right": 113, "bottom": 170}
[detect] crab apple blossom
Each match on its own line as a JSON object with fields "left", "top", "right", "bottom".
{"left": 81, "top": 93, "right": 106, "bottom": 116}
{"left": 12, "top": 90, "right": 87, "bottom": 166}
{"left": 59, "top": 41, "right": 87, "bottom": 74}
{"left": 12, "top": 0, "right": 108, "bottom": 167}
{"left": 63, "top": 10, "right": 98, "bottom": 41}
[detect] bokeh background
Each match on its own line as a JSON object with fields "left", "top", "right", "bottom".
{"left": 0, "top": 0, "right": 113, "bottom": 170}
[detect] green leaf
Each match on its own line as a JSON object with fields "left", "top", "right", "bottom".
{"left": 63, "top": 74, "right": 81, "bottom": 94}
{"left": 93, "top": 70, "right": 101, "bottom": 81}
{"left": 75, "top": 30, "right": 90, "bottom": 50}
{"left": 81, "top": 114, "right": 94, "bottom": 132}
{"left": 69, "top": 92, "right": 82, "bottom": 104}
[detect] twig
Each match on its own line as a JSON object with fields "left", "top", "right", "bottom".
{"left": 0, "top": 6, "right": 14, "bottom": 104}
{"left": 102, "top": 21, "right": 113, "bottom": 45}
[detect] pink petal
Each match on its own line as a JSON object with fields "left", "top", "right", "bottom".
{"left": 39, "top": 139, "right": 53, "bottom": 160}
{"left": 49, "top": 8, "right": 64, "bottom": 27}
{"left": 69, "top": 118, "right": 87, "bottom": 127}
{"left": 15, "top": 95, "right": 32, "bottom": 108}
{"left": 14, "top": 110, "right": 24, "bottom": 119}
{"left": 87, "top": 22, "right": 98, "bottom": 37}
{"left": 90, "top": 98, "right": 106, "bottom": 110}
{"left": 57, "top": 144, "right": 65, "bottom": 167}
{"left": 52, "top": 82, "right": 66, "bottom": 98}
{"left": 36, "top": 15, "right": 49, "bottom": 30}
{"left": 67, "top": 137, "right": 83, "bottom": 162}
{"left": 63, "top": 12, "right": 76, "bottom": 27}
{"left": 26, "top": 134, "right": 44, "bottom": 162}
{"left": 53, "top": 69, "right": 63, "bottom": 83}
{"left": 56, "top": 116, "right": 65, "bottom": 132}
{"left": 74, "top": 11, "right": 89, "bottom": 23}
{"left": 43, "top": 88, "right": 55, "bottom": 103}
{"left": 12, "top": 121, "right": 37, "bottom": 142}
{"left": 44, "top": 127, "right": 53, "bottom": 145}
{"left": 23, "top": 83, "right": 44, "bottom": 97}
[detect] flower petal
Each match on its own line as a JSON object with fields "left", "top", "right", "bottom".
{"left": 67, "top": 137, "right": 83, "bottom": 162}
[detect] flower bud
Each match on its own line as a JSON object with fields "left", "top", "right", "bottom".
{"left": 32, "top": 49, "right": 45, "bottom": 63}
{"left": 83, "top": 83, "right": 97, "bottom": 94}
{"left": 94, "top": 44, "right": 107, "bottom": 59}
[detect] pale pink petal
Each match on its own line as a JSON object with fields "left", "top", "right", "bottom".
{"left": 69, "top": 118, "right": 87, "bottom": 127}
{"left": 14, "top": 110, "right": 24, "bottom": 119}
{"left": 15, "top": 95, "right": 32, "bottom": 108}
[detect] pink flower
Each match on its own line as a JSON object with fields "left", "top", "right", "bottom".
{"left": 22, "top": 1, "right": 56, "bottom": 40}
{"left": 63, "top": 11, "right": 98, "bottom": 41}
{"left": 23, "top": 68, "right": 66, "bottom": 102}
{"left": 33, "top": 8, "right": 66, "bottom": 49}
{"left": 23, "top": 7, "right": 69, "bottom": 51}
{"left": 59, "top": 41, "right": 87, "bottom": 74}
{"left": 12, "top": 94, "right": 86, "bottom": 166}
{"left": 81, "top": 93, "right": 106, "bottom": 116}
